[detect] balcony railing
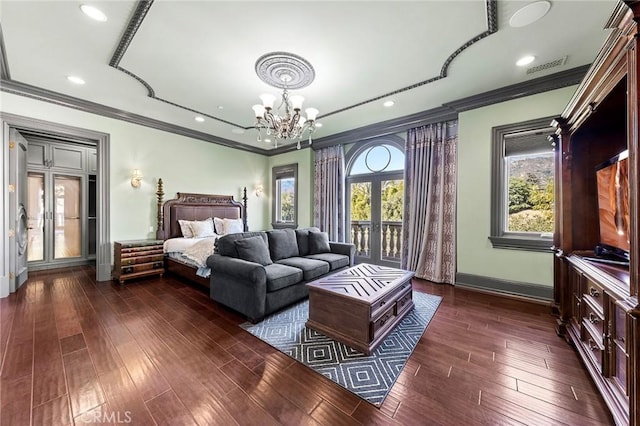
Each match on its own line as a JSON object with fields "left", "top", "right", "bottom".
{"left": 350, "top": 221, "right": 402, "bottom": 261}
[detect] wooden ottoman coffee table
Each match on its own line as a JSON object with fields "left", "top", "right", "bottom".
{"left": 305, "top": 263, "right": 415, "bottom": 355}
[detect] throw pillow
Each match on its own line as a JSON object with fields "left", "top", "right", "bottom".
{"left": 190, "top": 218, "right": 216, "bottom": 238}
{"left": 295, "top": 227, "right": 321, "bottom": 256}
{"left": 178, "top": 220, "right": 194, "bottom": 238}
{"left": 267, "top": 229, "right": 299, "bottom": 261}
{"left": 235, "top": 236, "right": 273, "bottom": 266}
{"left": 309, "top": 230, "right": 331, "bottom": 254}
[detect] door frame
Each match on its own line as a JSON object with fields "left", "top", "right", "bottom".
{"left": 1, "top": 112, "right": 111, "bottom": 297}
{"left": 345, "top": 135, "right": 405, "bottom": 267}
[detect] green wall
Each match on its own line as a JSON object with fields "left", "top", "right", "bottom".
{"left": 457, "top": 86, "right": 577, "bottom": 287}
{"left": 0, "top": 92, "right": 271, "bottom": 241}
{"left": 3, "top": 84, "right": 580, "bottom": 292}
{"left": 268, "top": 148, "right": 314, "bottom": 228}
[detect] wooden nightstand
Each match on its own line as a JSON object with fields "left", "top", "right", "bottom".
{"left": 113, "top": 239, "right": 164, "bottom": 283}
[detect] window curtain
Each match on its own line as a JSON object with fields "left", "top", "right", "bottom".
{"left": 313, "top": 145, "right": 345, "bottom": 242}
{"left": 401, "top": 121, "right": 458, "bottom": 284}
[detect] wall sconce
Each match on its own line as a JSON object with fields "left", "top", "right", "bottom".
{"left": 255, "top": 184, "right": 264, "bottom": 197}
{"left": 131, "top": 169, "right": 143, "bottom": 188}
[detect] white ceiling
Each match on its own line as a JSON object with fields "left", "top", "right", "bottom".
{"left": 0, "top": 0, "right": 619, "bottom": 152}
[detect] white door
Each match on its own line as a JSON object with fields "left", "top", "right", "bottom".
{"left": 8, "top": 128, "right": 28, "bottom": 290}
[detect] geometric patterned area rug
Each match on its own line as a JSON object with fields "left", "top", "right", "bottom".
{"left": 240, "top": 291, "right": 442, "bottom": 407}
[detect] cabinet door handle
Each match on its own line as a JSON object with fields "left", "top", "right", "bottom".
{"left": 589, "top": 287, "right": 600, "bottom": 298}
{"left": 588, "top": 313, "right": 599, "bottom": 325}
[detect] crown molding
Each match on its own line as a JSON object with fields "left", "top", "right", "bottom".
{"left": 309, "top": 65, "right": 586, "bottom": 150}
{"left": 310, "top": 106, "right": 458, "bottom": 151}
{"left": 0, "top": 61, "right": 588, "bottom": 157}
{"left": 444, "top": 65, "right": 589, "bottom": 112}
{"left": 0, "top": 79, "right": 269, "bottom": 155}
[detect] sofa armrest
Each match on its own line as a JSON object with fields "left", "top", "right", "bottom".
{"left": 207, "top": 254, "right": 266, "bottom": 283}
{"left": 330, "top": 242, "right": 356, "bottom": 266}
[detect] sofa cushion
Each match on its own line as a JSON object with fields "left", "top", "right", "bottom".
{"left": 276, "top": 257, "right": 330, "bottom": 281}
{"left": 295, "top": 227, "right": 321, "bottom": 256}
{"left": 264, "top": 263, "right": 303, "bottom": 292}
{"left": 235, "top": 236, "right": 272, "bottom": 266}
{"left": 309, "top": 230, "right": 331, "bottom": 254}
{"left": 215, "top": 231, "right": 268, "bottom": 257}
{"left": 305, "top": 253, "right": 350, "bottom": 271}
{"left": 267, "top": 229, "right": 299, "bottom": 261}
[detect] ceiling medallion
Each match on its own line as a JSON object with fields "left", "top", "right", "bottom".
{"left": 252, "top": 52, "right": 319, "bottom": 149}
{"left": 255, "top": 52, "right": 315, "bottom": 89}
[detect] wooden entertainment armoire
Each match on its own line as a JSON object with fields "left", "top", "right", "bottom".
{"left": 553, "top": 2, "right": 640, "bottom": 424}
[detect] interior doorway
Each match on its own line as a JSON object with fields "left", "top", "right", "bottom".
{"left": 1, "top": 112, "right": 111, "bottom": 293}
{"left": 24, "top": 135, "right": 97, "bottom": 270}
{"left": 346, "top": 137, "right": 405, "bottom": 267}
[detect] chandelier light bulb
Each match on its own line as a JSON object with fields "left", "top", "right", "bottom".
{"left": 252, "top": 104, "right": 265, "bottom": 119}
{"left": 259, "top": 94, "right": 276, "bottom": 109}
{"left": 305, "top": 108, "right": 319, "bottom": 121}
{"left": 289, "top": 95, "right": 304, "bottom": 110}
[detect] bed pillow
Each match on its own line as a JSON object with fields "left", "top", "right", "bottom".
{"left": 235, "top": 236, "right": 272, "bottom": 266}
{"left": 190, "top": 218, "right": 216, "bottom": 238}
{"left": 223, "top": 218, "right": 244, "bottom": 235}
{"left": 178, "top": 219, "right": 195, "bottom": 238}
{"left": 309, "top": 230, "right": 331, "bottom": 254}
{"left": 213, "top": 217, "right": 225, "bottom": 235}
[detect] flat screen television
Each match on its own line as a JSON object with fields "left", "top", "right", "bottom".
{"left": 595, "top": 149, "right": 630, "bottom": 263}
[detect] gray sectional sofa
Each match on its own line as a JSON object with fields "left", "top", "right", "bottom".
{"left": 206, "top": 227, "right": 355, "bottom": 323}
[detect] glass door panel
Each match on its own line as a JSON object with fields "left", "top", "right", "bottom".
{"left": 350, "top": 181, "right": 372, "bottom": 261}
{"left": 380, "top": 180, "right": 403, "bottom": 264}
{"left": 27, "top": 173, "right": 45, "bottom": 262}
{"left": 53, "top": 175, "right": 81, "bottom": 259}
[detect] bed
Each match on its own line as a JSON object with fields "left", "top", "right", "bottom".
{"left": 155, "top": 179, "right": 248, "bottom": 288}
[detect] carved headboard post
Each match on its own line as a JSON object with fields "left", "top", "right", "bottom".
{"left": 242, "top": 186, "right": 248, "bottom": 231}
{"left": 156, "top": 178, "right": 165, "bottom": 240}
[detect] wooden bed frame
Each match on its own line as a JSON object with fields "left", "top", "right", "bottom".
{"left": 155, "top": 179, "right": 248, "bottom": 289}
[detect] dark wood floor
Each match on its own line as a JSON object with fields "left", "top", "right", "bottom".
{"left": 0, "top": 266, "right": 613, "bottom": 425}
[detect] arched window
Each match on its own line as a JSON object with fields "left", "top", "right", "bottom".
{"left": 345, "top": 136, "right": 405, "bottom": 267}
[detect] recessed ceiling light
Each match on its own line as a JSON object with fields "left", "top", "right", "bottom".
{"left": 383, "top": 100, "right": 395, "bottom": 107}
{"left": 217, "top": 105, "right": 224, "bottom": 110}
{"left": 194, "top": 116, "right": 205, "bottom": 122}
{"left": 516, "top": 55, "right": 536, "bottom": 67}
{"left": 315, "top": 122, "right": 323, "bottom": 128}
{"left": 231, "top": 128, "right": 245, "bottom": 134}
{"left": 66, "top": 75, "right": 85, "bottom": 85}
{"left": 509, "top": 1, "right": 551, "bottom": 28}
{"left": 80, "top": 5, "right": 107, "bottom": 22}
{"left": 264, "top": 138, "right": 272, "bottom": 143}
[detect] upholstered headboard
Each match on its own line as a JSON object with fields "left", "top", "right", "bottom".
{"left": 155, "top": 179, "right": 248, "bottom": 240}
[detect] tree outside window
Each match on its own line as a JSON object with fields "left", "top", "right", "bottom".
{"left": 490, "top": 117, "right": 556, "bottom": 252}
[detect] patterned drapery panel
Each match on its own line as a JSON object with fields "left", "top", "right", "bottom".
{"left": 401, "top": 121, "right": 458, "bottom": 284}
{"left": 313, "top": 145, "right": 345, "bottom": 242}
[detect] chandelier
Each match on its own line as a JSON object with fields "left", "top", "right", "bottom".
{"left": 252, "top": 52, "right": 319, "bottom": 149}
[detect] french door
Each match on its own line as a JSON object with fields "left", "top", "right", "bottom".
{"left": 27, "top": 172, "right": 84, "bottom": 265}
{"left": 348, "top": 172, "right": 403, "bottom": 267}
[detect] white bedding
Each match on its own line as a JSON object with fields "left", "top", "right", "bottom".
{"left": 164, "top": 236, "right": 218, "bottom": 268}
{"left": 164, "top": 237, "right": 207, "bottom": 254}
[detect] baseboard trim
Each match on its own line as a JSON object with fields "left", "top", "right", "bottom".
{"left": 455, "top": 272, "right": 553, "bottom": 302}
